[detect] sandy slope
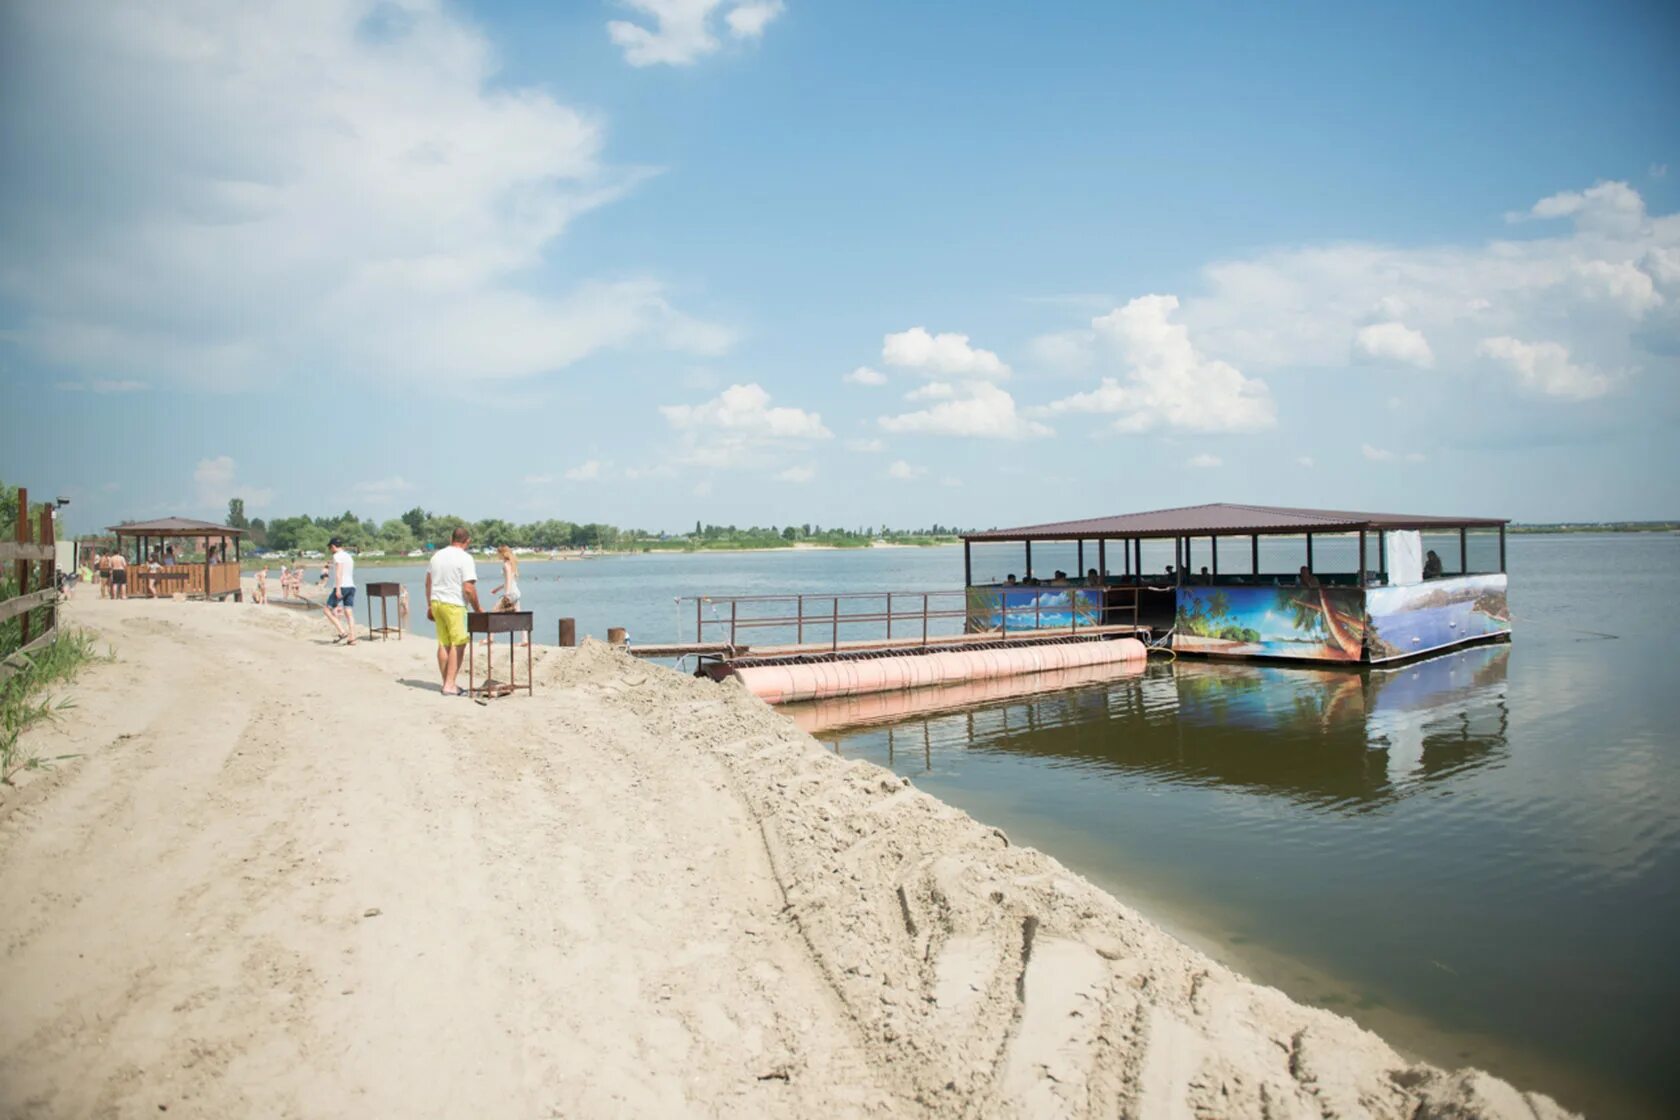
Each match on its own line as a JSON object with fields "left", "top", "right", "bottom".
{"left": 0, "top": 598, "right": 1576, "bottom": 1118}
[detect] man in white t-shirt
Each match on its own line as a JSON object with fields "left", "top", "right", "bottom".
{"left": 323, "top": 537, "right": 358, "bottom": 645}
{"left": 426, "top": 526, "right": 482, "bottom": 695}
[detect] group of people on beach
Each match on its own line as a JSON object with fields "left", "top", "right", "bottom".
{"left": 252, "top": 528, "right": 524, "bottom": 695}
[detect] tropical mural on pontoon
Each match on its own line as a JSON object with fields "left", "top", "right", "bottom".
{"left": 965, "top": 587, "right": 1103, "bottom": 632}
{"left": 1173, "top": 575, "right": 1510, "bottom": 663}
{"left": 1175, "top": 586, "right": 1368, "bottom": 661}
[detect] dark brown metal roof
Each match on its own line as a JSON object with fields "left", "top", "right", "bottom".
{"left": 109, "top": 517, "right": 246, "bottom": 536}
{"left": 963, "top": 502, "right": 1508, "bottom": 542}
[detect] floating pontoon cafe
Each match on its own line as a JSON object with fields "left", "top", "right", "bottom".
{"left": 960, "top": 503, "right": 1512, "bottom": 664}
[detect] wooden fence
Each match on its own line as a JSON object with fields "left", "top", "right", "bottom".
{"left": 1, "top": 486, "right": 59, "bottom": 683}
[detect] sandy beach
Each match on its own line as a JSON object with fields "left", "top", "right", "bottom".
{"left": 0, "top": 597, "right": 1576, "bottom": 1118}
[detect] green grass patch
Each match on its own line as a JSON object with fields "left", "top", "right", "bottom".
{"left": 2, "top": 629, "right": 107, "bottom": 785}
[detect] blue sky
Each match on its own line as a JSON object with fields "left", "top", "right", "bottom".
{"left": 2, "top": 0, "right": 1676, "bottom": 537}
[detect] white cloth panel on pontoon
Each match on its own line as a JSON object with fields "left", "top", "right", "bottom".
{"left": 1386, "top": 530, "right": 1423, "bottom": 585}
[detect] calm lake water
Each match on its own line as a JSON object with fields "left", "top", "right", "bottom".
{"left": 350, "top": 536, "right": 1677, "bottom": 1118}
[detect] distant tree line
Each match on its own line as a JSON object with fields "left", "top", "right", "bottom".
{"left": 228, "top": 499, "right": 964, "bottom": 554}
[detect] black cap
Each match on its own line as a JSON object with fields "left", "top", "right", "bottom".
{"left": 328, "top": 536, "right": 343, "bottom": 548}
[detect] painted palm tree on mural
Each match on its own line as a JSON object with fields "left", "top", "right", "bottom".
{"left": 1282, "top": 588, "right": 1366, "bottom": 659}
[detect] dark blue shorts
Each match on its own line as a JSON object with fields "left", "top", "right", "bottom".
{"left": 329, "top": 587, "right": 356, "bottom": 609}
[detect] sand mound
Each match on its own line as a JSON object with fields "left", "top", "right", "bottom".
{"left": 0, "top": 603, "right": 1577, "bottom": 1118}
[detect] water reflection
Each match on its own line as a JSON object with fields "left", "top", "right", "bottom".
{"left": 816, "top": 645, "right": 1511, "bottom": 813}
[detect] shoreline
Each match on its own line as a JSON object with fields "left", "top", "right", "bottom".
{"left": 0, "top": 599, "right": 1576, "bottom": 1117}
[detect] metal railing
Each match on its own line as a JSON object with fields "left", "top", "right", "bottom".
{"left": 676, "top": 586, "right": 1144, "bottom": 652}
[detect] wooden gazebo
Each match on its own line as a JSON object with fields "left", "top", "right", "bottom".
{"left": 109, "top": 517, "right": 245, "bottom": 600}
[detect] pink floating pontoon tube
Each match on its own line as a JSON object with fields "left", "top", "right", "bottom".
{"left": 728, "top": 638, "right": 1148, "bottom": 705}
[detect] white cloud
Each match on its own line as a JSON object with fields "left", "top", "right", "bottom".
{"left": 564, "top": 460, "right": 606, "bottom": 481}
{"left": 844, "top": 437, "right": 885, "bottom": 453}
{"left": 1517, "top": 181, "right": 1646, "bottom": 236}
{"left": 904, "top": 381, "right": 956, "bottom": 401}
{"left": 1652, "top": 164, "right": 1669, "bottom": 180}
{"left": 1362, "top": 444, "right": 1426, "bottom": 463}
{"left": 54, "top": 378, "right": 148, "bottom": 393}
{"left": 1477, "top": 337, "right": 1612, "bottom": 400}
{"left": 886, "top": 460, "right": 925, "bottom": 480}
{"left": 1296, "top": 456, "right": 1315, "bottom": 468}
{"left": 724, "top": 1, "right": 784, "bottom": 38}
{"left": 0, "top": 1, "right": 727, "bottom": 392}
{"left": 193, "top": 455, "right": 272, "bottom": 513}
{"left": 1034, "top": 295, "right": 1275, "bottom": 433}
{"left": 608, "top": 0, "right": 782, "bottom": 67}
{"left": 775, "top": 464, "right": 815, "bottom": 483}
{"left": 879, "top": 382, "right": 1051, "bottom": 439}
{"left": 1167, "top": 182, "right": 1674, "bottom": 405}
{"left": 1354, "top": 321, "right": 1435, "bottom": 368}
{"left": 662, "top": 382, "right": 829, "bottom": 437}
{"left": 660, "top": 382, "right": 831, "bottom": 467}
{"left": 882, "top": 327, "right": 1010, "bottom": 380}
{"left": 351, "top": 476, "right": 414, "bottom": 503}
{"left": 843, "top": 365, "right": 887, "bottom": 386}
{"left": 1188, "top": 454, "right": 1222, "bottom": 468}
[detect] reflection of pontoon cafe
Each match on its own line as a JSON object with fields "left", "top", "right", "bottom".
{"left": 960, "top": 503, "right": 1511, "bottom": 664}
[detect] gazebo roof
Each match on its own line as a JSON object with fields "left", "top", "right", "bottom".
{"left": 109, "top": 517, "right": 246, "bottom": 537}
{"left": 963, "top": 502, "right": 1507, "bottom": 542}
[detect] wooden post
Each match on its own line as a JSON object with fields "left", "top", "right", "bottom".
{"left": 1305, "top": 533, "right": 1314, "bottom": 574}
{"left": 558, "top": 617, "right": 576, "bottom": 647}
{"left": 1211, "top": 536, "right": 1219, "bottom": 578}
{"left": 1098, "top": 539, "right": 1107, "bottom": 579}
{"left": 1251, "top": 534, "right": 1259, "bottom": 576}
{"left": 607, "top": 627, "right": 627, "bottom": 646}
{"left": 1077, "top": 540, "right": 1084, "bottom": 578}
{"left": 1358, "top": 531, "right": 1367, "bottom": 586}
{"left": 1377, "top": 531, "right": 1386, "bottom": 582}
{"left": 962, "top": 540, "right": 972, "bottom": 587}
{"left": 1499, "top": 525, "right": 1507, "bottom": 574}
{"left": 1174, "top": 536, "right": 1182, "bottom": 585}
{"left": 729, "top": 600, "right": 738, "bottom": 647}
{"left": 1459, "top": 526, "right": 1469, "bottom": 574}
{"left": 1024, "top": 540, "right": 1033, "bottom": 580}
{"left": 695, "top": 597, "right": 703, "bottom": 643}
{"left": 40, "top": 508, "right": 56, "bottom": 641}
{"left": 16, "top": 487, "right": 30, "bottom": 648}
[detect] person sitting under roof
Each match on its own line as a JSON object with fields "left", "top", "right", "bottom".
{"left": 1086, "top": 568, "right": 1101, "bottom": 586}
{"left": 1298, "top": 565, "right": 1320, "bottom": 589}
{"left": 1423, "top": 550, "right": 1443, "bottom": 579}
{"left": 1198, "top": 566, "right": 1212, "bottom": 584}
{"left": 1004, "top": 573, "right": 1019, "bottom": 586}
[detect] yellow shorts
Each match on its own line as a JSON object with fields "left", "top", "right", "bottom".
{"left": 432, "top": 601, "right": 468, "bottom": 647}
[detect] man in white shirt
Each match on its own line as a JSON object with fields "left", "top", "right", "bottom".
{"left": 323, "top": 537, "right": 357, "bottom": 645}
{"left": 426, "top": 526, "right": 482, "bottom": 695}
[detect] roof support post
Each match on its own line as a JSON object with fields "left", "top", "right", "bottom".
{"left": 963, "top": 540, "right": 972, "bottom": 587}
{"left": 1025, "top": 540, "right": 1033, "bottom": 580}
{"left": 1211, "top": 536, "right": 1219, "bottom": 578}
{"left": 1358, "top": 531, "right": 1367, "bottom": 586}
{"left": 1077, "top": 540, "right": 1084, "bottom": 577}
{"left": 1460, "top": 526, "right": 1468, "bottom": 574}
{"left": 1097, "top": 539, "right": 1106, "bottom": 579}
{"left": 1499, "top": 525, "right": 1507, "bottom": 574}
{"left": 1251, "top": 534, "right": 1259, "bottom": 575}
{"left": 1174, "top": 537, "right": 1183, "bottom": 586}
{"left": 1377, "top": 530, "right": 1386, "bottom": 582}
{"left": 1305, "top": 533, "right": 1314, "bottom": 573}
